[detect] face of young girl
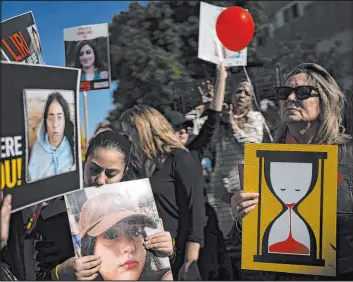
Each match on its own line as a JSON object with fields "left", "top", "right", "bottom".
{"left": 94, "top": 224, "right": 146, "bottom": 280}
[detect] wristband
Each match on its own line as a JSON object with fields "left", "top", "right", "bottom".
{"left": 55, "top": 264, "right": 61, "bottom": 280}
{"left": 169, "top": 251, "right": 176, "bottom": 260}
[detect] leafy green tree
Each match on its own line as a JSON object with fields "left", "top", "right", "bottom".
{"left": 107, "top": 1, "right": 268, "bottom": 126}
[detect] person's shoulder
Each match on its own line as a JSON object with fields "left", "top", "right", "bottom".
{"left": 30, "top": 140, "right": 44, "bottom": 155}
{"left": 172, "top": 148, "right": 191, "bottom": 159}
{"left": 171, "top": 148, "right": 197, "bottom": 166}
{"left": 249, "top": 110, "right": 265, "bottom": 122}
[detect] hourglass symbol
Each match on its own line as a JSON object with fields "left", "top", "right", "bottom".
{"left": 253, "top": 150, "right": 327, "bottom": 266}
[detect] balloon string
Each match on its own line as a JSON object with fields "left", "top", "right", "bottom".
{"left": 213, "top": 29, "right": 224, "bottom": 64}
{"left": 243, "top": 66, "right": 274, "bottom": 142}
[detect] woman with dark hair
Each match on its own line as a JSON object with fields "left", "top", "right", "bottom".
{"left": 48, "top": 131, "right": 174, "bottom": 281}
{"left": 74, "top": 40, "right": 108, "bottom": 82}
{"left": 76, "top": 192, "right": 173, "bottom": 281}
{"left": 84, "top": 130, "right": 140, "bottom": 185}
{"left": 28, "top": 92, "right": 75, "bottom": 182}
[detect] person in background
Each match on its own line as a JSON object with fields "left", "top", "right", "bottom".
{"left": 74, "top": 40, "right": 108, "bottom": 82}
{"left": 231, "top": 63, "right": 353, "bottom": 280}
{"left": 120, "top": 105, "right": 206, "bottom": 280}
{"left": 1, "top": 193, "right": 18, "bottom": 281}
{"left": 209, "top": 77, "right": 265, "bottom": 249}
{"left": 164, "top": 64, "right": 233, "bottom": 280}
{"left": 28, "top": 92, "right": 75, "bottom": 182}
{"left": 215, "top": 80, "right": 264, "bottom": 196}
{"left": 93, "top": 122, "right": 112, "bottom": 137}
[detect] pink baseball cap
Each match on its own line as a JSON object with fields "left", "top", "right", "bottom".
{"left": 79, "top": 193, "right": 157, "bottom": 239}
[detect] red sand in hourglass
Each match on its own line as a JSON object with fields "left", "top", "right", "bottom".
{"left": 269, "top": 203, "right": 309, "bottom": 255}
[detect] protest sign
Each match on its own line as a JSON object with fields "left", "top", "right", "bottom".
{"left": 1, "top": 61, "right": 82, "bottom": 212}
{"left": 1, "top": 11, "right": 45, "bottom": 64}
{"left": 64, "top": 23, "right": 111, "bottom": 91}
{"left": 64, "top": 178, "right": 173, "bottom": 280}
{"left": 242, "top": 143, "right": 338, "bottom": 276}
{"left": 198, "top": 2, "right": 247, "bottom": 66}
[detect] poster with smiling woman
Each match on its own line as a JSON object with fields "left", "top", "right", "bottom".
{"left": 64, "top": 179, "right": 173, "bottom": 281}
{"left": 63, "top": 23, "right": 111, "bottom": 91}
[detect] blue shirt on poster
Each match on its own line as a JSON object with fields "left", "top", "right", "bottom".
{"left": 28, "top": 120, "right": 74, "bottom": 182}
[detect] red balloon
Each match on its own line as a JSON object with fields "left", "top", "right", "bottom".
{"left": 216, "top": 6, "right": 255, "bottom": 52}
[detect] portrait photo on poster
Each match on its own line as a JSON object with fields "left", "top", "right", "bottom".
{"left": 23, "top": 89, "right": 77, "bottom": 183}
{"left": 1, "top": 11, "right": 44, "bottom": 65}
{"left": 64, "top": 23, "right": 111, "bottom": 92}
{"left": 64, "top": 179, "right": 173, "bottom": 281}
{"left": 1, "top": 61, "right": 82, "bottom": 212}
{"left": 26, "top": 24, "right": 44, "bottom": 64}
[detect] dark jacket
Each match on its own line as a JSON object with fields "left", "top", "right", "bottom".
{"left": 1, "top": 198, "right": 74, "bottom": 281}
{"left": 187, "top": 110, "right": 233, "bottom": 280}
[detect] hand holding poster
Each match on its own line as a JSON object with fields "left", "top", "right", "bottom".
{"left": 0, "top": 62, "right": 82, "bottom": 212}
{"left": 64, "top": 23, "right": 111, "bottom": 91}
{"left": 64, "top": 179, "right": 173, "bottom": 281}
{"left": 1, "top": 11, "right": 45, "bottom": 64}
{"left": 198, "top": 2, "right": 247, "bottom": 67}
{"left": 242, "top": 143, "right": 338, "bottom": 277}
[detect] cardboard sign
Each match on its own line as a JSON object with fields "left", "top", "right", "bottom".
{"left": 64, "top": 179, "right": 173, "bottom": 280}
{"left": 198, "top": 2, "right": 247, "bottom": 66}
{"left": 1, "top": 62, "right": 82, "bottom": 212}
{"left": 64, "top": 23, "right": 111, "bottom": 91}
{"left": 1, "top": 11, "right": 45, "bottom": 64}
{"left": 242, "top": 143, "right": 338, "bottom": 277}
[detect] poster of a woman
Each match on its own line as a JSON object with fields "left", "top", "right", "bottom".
{"left": 27, "top": 24, "right": 45, "bottom": 64}
{"left": 64, "top": 23, "right": 111, "bottom": 91}
{"left": 74, "top": 40, "right": 108, "bottom": 82}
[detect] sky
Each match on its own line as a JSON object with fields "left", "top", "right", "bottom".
{"left": 2, "top": 1, "right": 147, "bottom": 138}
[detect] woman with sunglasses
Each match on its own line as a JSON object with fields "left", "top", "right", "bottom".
{"left": 231, "top": 63, "right": 353, "bottom": 280}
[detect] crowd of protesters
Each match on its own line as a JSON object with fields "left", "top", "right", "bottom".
{"left": 1, "top": 62, "right": 353, "bottom": 281}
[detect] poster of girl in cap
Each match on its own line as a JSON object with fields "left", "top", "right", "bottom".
{"left": 64, "top": 178, "right": 173, "bottom": 280}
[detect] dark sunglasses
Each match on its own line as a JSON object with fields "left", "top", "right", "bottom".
{"left": 275, "top": 86, "right": 320, "bottom": 100}
{"left": 173, "top": 124, "right": 188, "bottom": 132}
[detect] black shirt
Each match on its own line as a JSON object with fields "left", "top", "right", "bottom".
{"left": 188, "top": 109, "right": 219, "bottom": 163}
{"left": 149, "top": 148, "right": 206, "bottom": 251}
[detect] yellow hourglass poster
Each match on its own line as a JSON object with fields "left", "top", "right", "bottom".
{"left": 242, "top": 143, "right": 338, "bottom": 277}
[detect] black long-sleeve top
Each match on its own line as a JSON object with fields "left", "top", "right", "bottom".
{"left": 149, "top": 148, "right": 206, "bottom": 251}
{"left": 187, "top": 109, "right": 220, "bottom": 163}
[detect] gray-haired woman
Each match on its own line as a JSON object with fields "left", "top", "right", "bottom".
{"left": 231, "top": 63, "right": 353, "bottom": 280}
